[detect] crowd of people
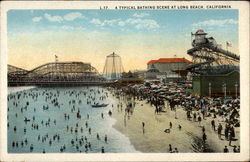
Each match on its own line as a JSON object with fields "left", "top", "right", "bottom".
{"left": 8, "top": 87, "right": 112, "bottom": 153}
{"left": 7, "top": 81, "right": 241, "bottom": 153}
{"left": 109, "top": 81, "right": 240, "bottom": 153}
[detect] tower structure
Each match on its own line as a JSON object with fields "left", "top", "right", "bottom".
{"left": 103, "top": 52, "right": 124, "bottom": 79}
{"left": 187, "top": 29, "right": 239, "bottom": 75}
{"left": 187, "top": 29, "right": 240, "bottom": 97}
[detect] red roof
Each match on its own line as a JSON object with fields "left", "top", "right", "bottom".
{"left": 147, "top": 58, "right": 192, "bottom": 64}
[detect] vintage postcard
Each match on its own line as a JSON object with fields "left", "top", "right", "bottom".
{"left": 0, "top": 1, "right": 249, "bottom": 161}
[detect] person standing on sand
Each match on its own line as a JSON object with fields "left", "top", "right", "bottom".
{"left": 155, "top": 107, "right": 158, "bottom": 114}
{"left": 233, "top": 145, "right": 237, "bottom": 153}
{"left": 174, "top": 105, "right": 178, "bottom": 119}
{"left": 224, "top": 146, "right": 229, "bottom": 153}
{"left": 169, "top": 122, "right": 172, "bottom": 129}
{"left": 201, "top": 107, "right": 206, "bottom": 120}
{"left": 217, "top": 123, "right": 223, "bottom": 139}
{"left": 230, "top": 125, "right": 235, "bottom": 139}
{"left": 228, "top": 130, "right": 233, "bottom": 146}
{"left": 225, "top": 124, "right": 229, "bottom": 140}
{"left": 202, "top": 132, "right": 207, "bottom": 143}
{"left": 186, "top": 111, "right": 189, "bottom": 120}
{"left": 198, "top": 116, "right": 202, "bottom": 125}
{"left": 142, "top": 122, "right": 145, "bottom": 134}
{"left": 211, "top": 119, "right": 216, "bottom": 131}
{"left": 178, "top": 125, "right": 182, "bottom": 130}
{"left": 213, "top": 112, "right": 217, "bottom": 118}
{"left": 193, "top": 112, "right": 197, "bottom": 122}
{"left": 202, "top": 126, "right": 205, "bottom": 133}
{"left": 169, "top": 144, "right": 172, "bottom": 152}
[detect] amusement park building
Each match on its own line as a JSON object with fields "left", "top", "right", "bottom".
{"left": 146, "top": 58, "right": 192, "bottom": 80}
{"left": 191, "top": 70, "right": 240, "bottom": 97}
{"left": 147, "top": 58, "right": 192, "bottom": 71}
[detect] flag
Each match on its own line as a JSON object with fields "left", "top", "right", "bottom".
{"left": 55, "top": 55, "right": 58, "bottom": 62}
{"left": 226, "top": 41, "right": 232, "bottom": 47}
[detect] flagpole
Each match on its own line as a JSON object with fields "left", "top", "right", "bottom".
{"left": 191, "top": 32, "right": 192, "bottom": 45}
{"left": 191, "top": 32, "right": 194, "bottom": 46}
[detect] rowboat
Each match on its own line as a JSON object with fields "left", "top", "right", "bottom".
{"left": 92, "top": 103, "right": 109, "bottom": 108}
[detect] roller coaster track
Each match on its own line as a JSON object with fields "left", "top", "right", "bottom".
{"left": 187, "top": 47, "right": 216, "bottom": 70}
{"left": 186, "top": 45, "right": 240, "bottom": 74}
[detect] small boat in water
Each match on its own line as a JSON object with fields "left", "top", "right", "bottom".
{"left": 92, "top": 103, "right": 109, "bottom": 108}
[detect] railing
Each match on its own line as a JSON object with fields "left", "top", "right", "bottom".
{"left": 8, "top": 76, "right": 112, "bottom": 86}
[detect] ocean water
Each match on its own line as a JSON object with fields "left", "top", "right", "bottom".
{"left": 8, "top": 86, "right": 36, "bottom": 94}
{"left": 7, "top": 86, "right": 137, "bottom": 153}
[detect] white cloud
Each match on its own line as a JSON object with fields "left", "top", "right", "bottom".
{"left": 133, "top": 13, "right": 149, "bottom": 18}
{"left": 64, "top": 12, "right": 84, "bottom": 21}
{"left": 192, "top": 19, "right": 238, "bottom": 27}
{"left": 118, "top": 21, "right": 126, "bottom": 27}
{"left": 102, "top": 19, "right": 120, "bottom": 26}
{"left": 61, "top": 25, "right": 75, "bottom": 30}
{"left": 91, "top": 18, "right": 122, "bottom": 27}
{"left": 50, "top": 25, "right": 85, "bottom": 31}
{"left": 42, "top": 12, "right": 84, "bottom": 23}
{"left": 32, "top": 16, "right": 43, "bottom": 22}
{"left": 90, "top": 18, "right": 102, "bottom": 25}
{"left": 90, "top": 17, "right": 159, "bottom": 30}
{"left": 62, "top": 25, "right": 85, "bottom": 31}
{"left": 44, "top": 13, "right": 63, "bottom": 23}
{"left": 126, "top": 18, "right": 160, "bottom": 29}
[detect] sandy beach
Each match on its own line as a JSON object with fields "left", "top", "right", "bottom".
{"left": 112, "top": 98, "right": 240, "bottom": 153}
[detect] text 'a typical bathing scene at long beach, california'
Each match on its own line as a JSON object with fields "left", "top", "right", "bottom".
{"left": 7, "top": 9, "right": 240, "bottom": 154}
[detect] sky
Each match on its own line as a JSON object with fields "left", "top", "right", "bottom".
{"left": 7, "top": 9, "right": 238, "bottom": 73}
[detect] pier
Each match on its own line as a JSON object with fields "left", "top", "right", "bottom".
{"left": 8, "top": 80, "right": 113, "bottom": 87}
